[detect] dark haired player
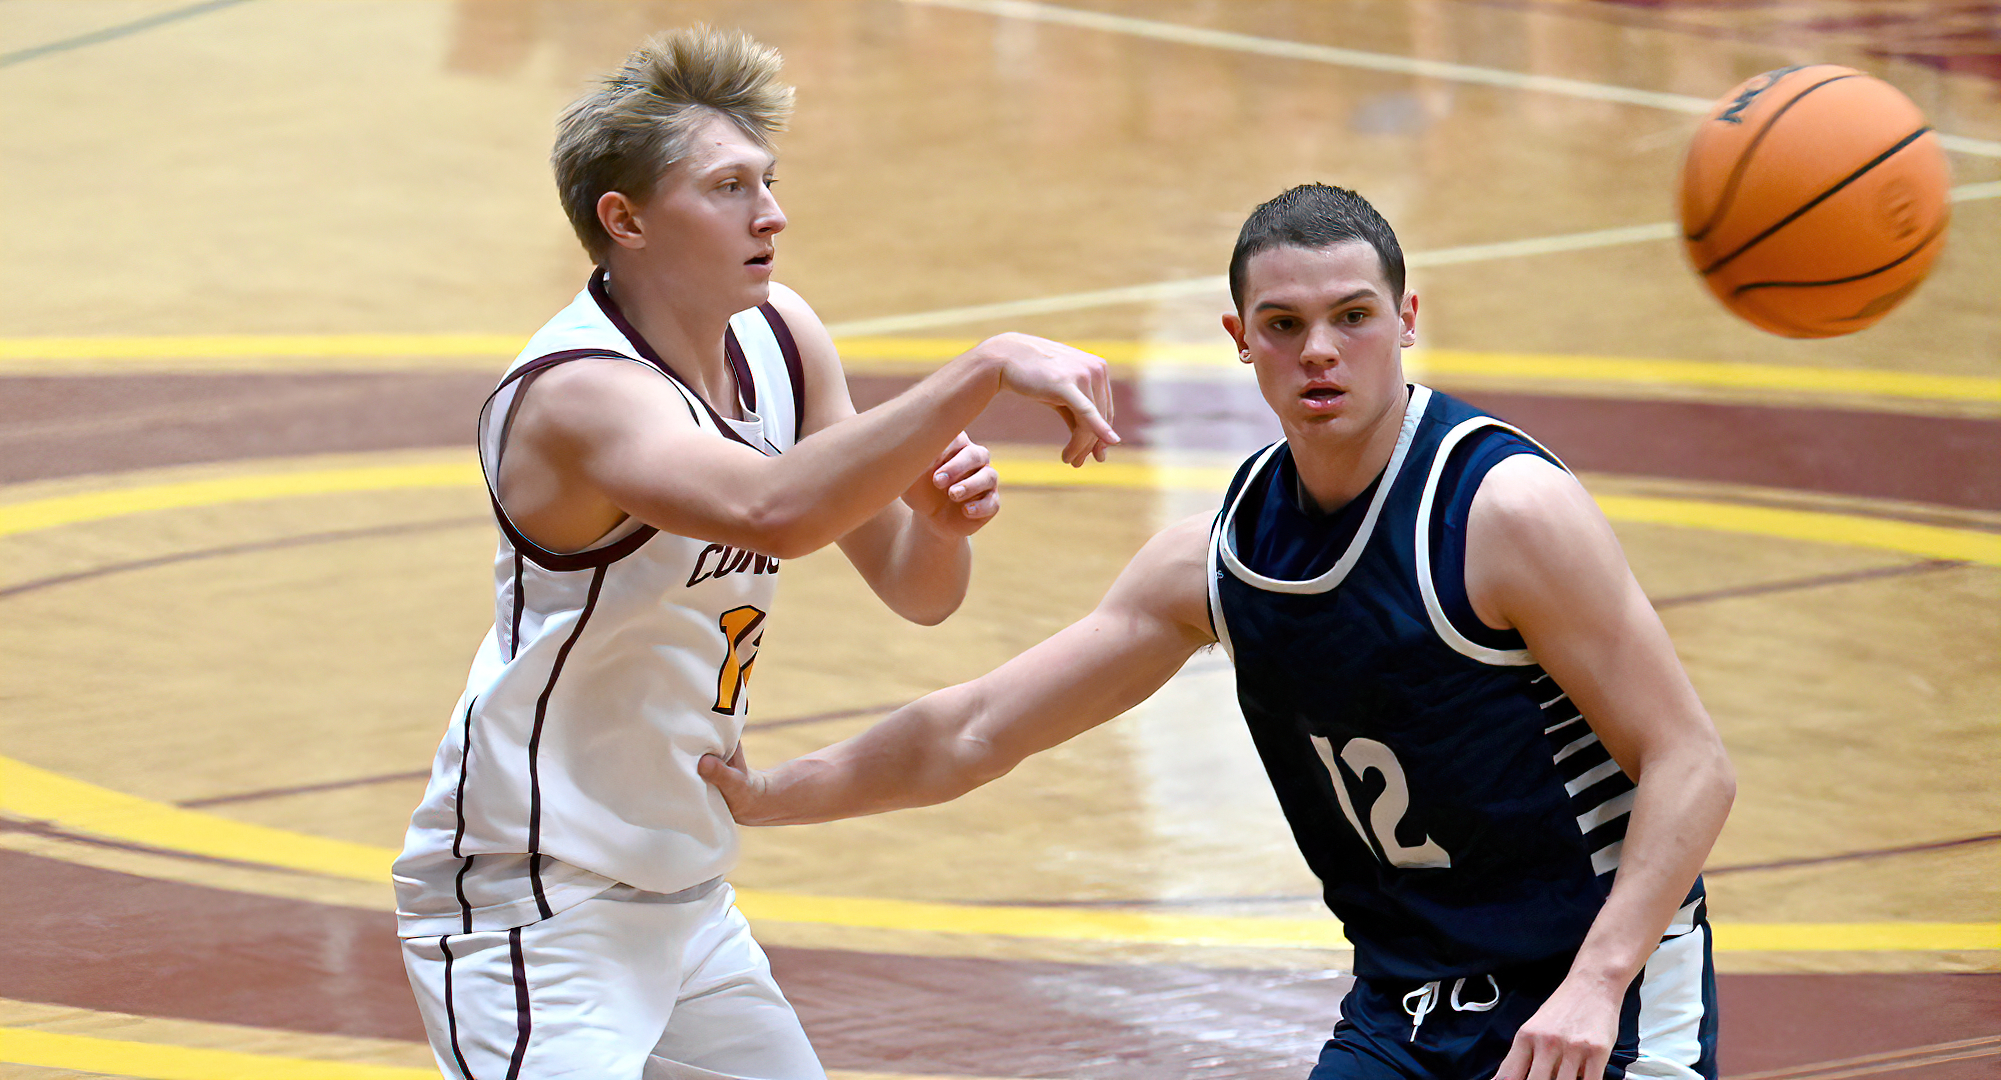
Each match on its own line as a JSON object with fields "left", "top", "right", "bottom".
{"left": 701, "top": 184, "right": 1735, "bottom": 1080}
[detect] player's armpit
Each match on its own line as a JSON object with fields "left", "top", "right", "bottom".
{"left": 701, "top": 514, "right": 1218, "bottom": 825}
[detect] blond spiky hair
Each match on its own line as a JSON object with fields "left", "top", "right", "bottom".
{"left": 553, "top": 26, "right": 794, "bottom": 261}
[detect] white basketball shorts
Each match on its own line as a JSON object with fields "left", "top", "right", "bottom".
{"left": 401, "top": 881, "right": 825, "bottom": 1080}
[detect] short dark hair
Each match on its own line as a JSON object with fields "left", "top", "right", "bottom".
{"left": 1228, "top": 184, "right": 1405, "bottom": 310}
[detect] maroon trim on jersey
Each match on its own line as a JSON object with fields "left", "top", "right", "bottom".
{"left": 587, "top": 269, "right": 758, "bottom": 450}
{"left": 507, "top": 553, "right": 524, "bottom": 660}
{"left": 450, "top": 695, "right": 478, "bottom": 934}
{"left": 759, "top": 301, "right": 806, "bottom": 441}
{"left": 525, "top": 564, "right": 607, "bottom": 921}
{"left": 439, "top": 935, "right": 474, "bottom": 1080}
{"left": 723, "top": 325, "right": 757, "bottom": 413}
{"left": 479, "top": 346, "right": 664, "bottom": 573}
{"left": 505, "top": 927, "right": 532, "bottom": 1079}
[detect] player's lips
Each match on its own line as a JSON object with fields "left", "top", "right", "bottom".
{"left": 745, "top": 251, "right": 774, "bottom": 271}
{"left": 1300, "top": 385, "right": 1347, "bottom": 411}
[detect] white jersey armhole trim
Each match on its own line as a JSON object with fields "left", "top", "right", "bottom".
{"left": 1412, "top": 415, "right": 1570, "bottom": 666}
{"left": 1215, "top": 385, "right": 1433, "bottom": 595}
{"left": 1206, "top": 513, "right": 1237, "bottom": 662}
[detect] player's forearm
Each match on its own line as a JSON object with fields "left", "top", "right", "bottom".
{"left": 737, "top": 353, "right": 1003, "bottom": 559}
{"left": 1566, "top": 738, "right": 1735, "bottom": 985}
{"left": 739, "top": 684, "right": 1006, "bottom": 825}
{"left": 868, "top": 510, "right": 973, "bottom": 626}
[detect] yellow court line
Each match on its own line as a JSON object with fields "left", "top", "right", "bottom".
{"left": 0, "top": 333, "right": 524, "bottom": 361}
{"left": 2, "top": 332, "right": 1996, "bottom": 406}
{"left": 1594, "top": 496, "right": 2001, "bottom": 566}
{"left": 0, "top": 757, "right": 390, "bottom": 881}
{"left": 3, "top": 459, "right": 1997, "bottom": 566}
{"left": 0, "top": 463, "right": 481, "bottom": 540}
{"left": 0, "top": 1028, "right": 431, "bottom": 1080}
{"left": 0, "top": 1029, "right": 983, "bottom": 1080}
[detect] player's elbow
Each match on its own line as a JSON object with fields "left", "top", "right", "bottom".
{"left": 887, "top": 587, "right": 965, "bottom": 628}
{"left": 736, "top": 495, "right": 824, "bottom": 561}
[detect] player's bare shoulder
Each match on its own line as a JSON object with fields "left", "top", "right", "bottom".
{"left": 1466, "top": 452, "right": 1629, "bottom": 630}
{"left": 513, "top": 355, "right": 700, "bottom": 453}
{"left": 1102, "top": 512, "right": 1219, "bottom": 646}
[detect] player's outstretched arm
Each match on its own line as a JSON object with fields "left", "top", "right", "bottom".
{"left": 770, "top": 284, "right": 997, "bottom": 626}
{"left": 699, "top": 514, "right": 1217, "bottom": 823}
{"left": 1467, "top": 456, "right": 1736, "bottom": 1080}
{"left": 512, "top": 314, "right": 1115, "bottom": 562}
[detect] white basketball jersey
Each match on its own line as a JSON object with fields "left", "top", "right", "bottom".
{"left": 395, "top": 272, "right": 804, "bottom": 937}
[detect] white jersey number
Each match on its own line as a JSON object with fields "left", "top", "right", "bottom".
{"left": 1310, "top": 735, "right": 1452, "bottom": 869}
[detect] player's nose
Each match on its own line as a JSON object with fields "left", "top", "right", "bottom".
{"left": 755, "top": 190, "right": 787, "bottom": 236}
{"left": 1300, "top": 324, "right": 1340, "bottom": 366}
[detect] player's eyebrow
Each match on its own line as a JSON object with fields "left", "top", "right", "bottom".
{"left": 1254, "top": 288, "right": 1376, "bottom": 314}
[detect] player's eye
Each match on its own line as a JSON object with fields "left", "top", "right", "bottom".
{"left": 1343, "top": 308, "right": 1368, "bottom": 324}
{"left": 1268, "top": 317, "right": 1297, "bottom": 332}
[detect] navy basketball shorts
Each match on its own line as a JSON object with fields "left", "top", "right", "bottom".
{"left": 1309, "top": 901, "right": 1717, "bottom": 1080}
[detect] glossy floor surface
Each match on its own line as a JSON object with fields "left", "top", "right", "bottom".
{"left": 1, "top": 2, "right": 1998, "bottom": 1078}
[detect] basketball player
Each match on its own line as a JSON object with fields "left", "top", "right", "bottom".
{"left": 392, "top": 28, "right": 1117, "bottom": 1080}
{"left": 702, "top": 185, "right": 1737, "bottom": 1080}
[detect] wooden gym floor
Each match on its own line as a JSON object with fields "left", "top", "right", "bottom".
{"left": 1, "top": 1, "right": 1997, "bottom": 1077}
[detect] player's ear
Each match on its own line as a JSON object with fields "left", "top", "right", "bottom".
{"left": 1221, "top": 311, "right": 1252, "bottom": 364}
{"left": 598, "top": 191, "right": 646, "bottom": 250}
{"left": 1397, "top": 291, "right": 1418, "bottom": 348}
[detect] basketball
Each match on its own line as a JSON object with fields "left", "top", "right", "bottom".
{"left": 1677, "top": 65, "right": 1952, "bottom": 338}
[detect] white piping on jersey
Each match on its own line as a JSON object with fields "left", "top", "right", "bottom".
{"left": 1591, "top": 840, "right": 1625, "bottom": 876}
{"left": 1411, "top": 414, "right": 1570, "bottom": 667}
{"left": 1205, "top": 513, "right": 1238, "bottom": 662}
{"left": 1215, "top": 385, "right": 1433, "bottom": 594}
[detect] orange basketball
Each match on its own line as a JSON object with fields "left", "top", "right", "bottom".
{"left": 1678, "top": 65, "right": 1951, "bottom": 338}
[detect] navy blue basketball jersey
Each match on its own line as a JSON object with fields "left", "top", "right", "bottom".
{"left": 1209, "top": 386, "right": 1694, "bottom": 982}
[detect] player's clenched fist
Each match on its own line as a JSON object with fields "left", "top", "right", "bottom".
{"left": 905, "top": 432, "right": 1000, "bottom": 535}
{"left": 975, "top": 332, "right": 1119, "bottom": 467}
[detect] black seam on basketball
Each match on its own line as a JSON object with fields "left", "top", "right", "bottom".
{"left": 525, "top": 564, "right": 607, "bottom": 921}
{"left": 1701, "top": 126, "right": 1933, "bottom": 276}
{"left": 1688, "top": 72, "right": 1857, "bottom": 244}
{"left": 1730, "top": 220, "right": 1946, "bottom": 294}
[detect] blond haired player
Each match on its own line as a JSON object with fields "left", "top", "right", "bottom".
{"left": 393, "top": 28, "right": 1115, "bottom": 1080}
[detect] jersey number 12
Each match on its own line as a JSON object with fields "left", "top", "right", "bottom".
{"left": 1310, "top": 736, "right": 1452, "bottom": 869}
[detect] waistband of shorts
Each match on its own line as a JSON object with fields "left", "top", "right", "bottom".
{"left": 596, "top": 875, "right": 726, "bottom": 905}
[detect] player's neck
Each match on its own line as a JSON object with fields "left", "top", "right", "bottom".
{"left": 1287, "top": 383, "right": 1410, "bottom": 515}
{"left": 601, "top": 263, "right": 739, "bottom": 418}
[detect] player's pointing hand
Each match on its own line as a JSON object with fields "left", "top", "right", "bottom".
{"left": 977, "top": 333, "right": 1119, "bottom": 466}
